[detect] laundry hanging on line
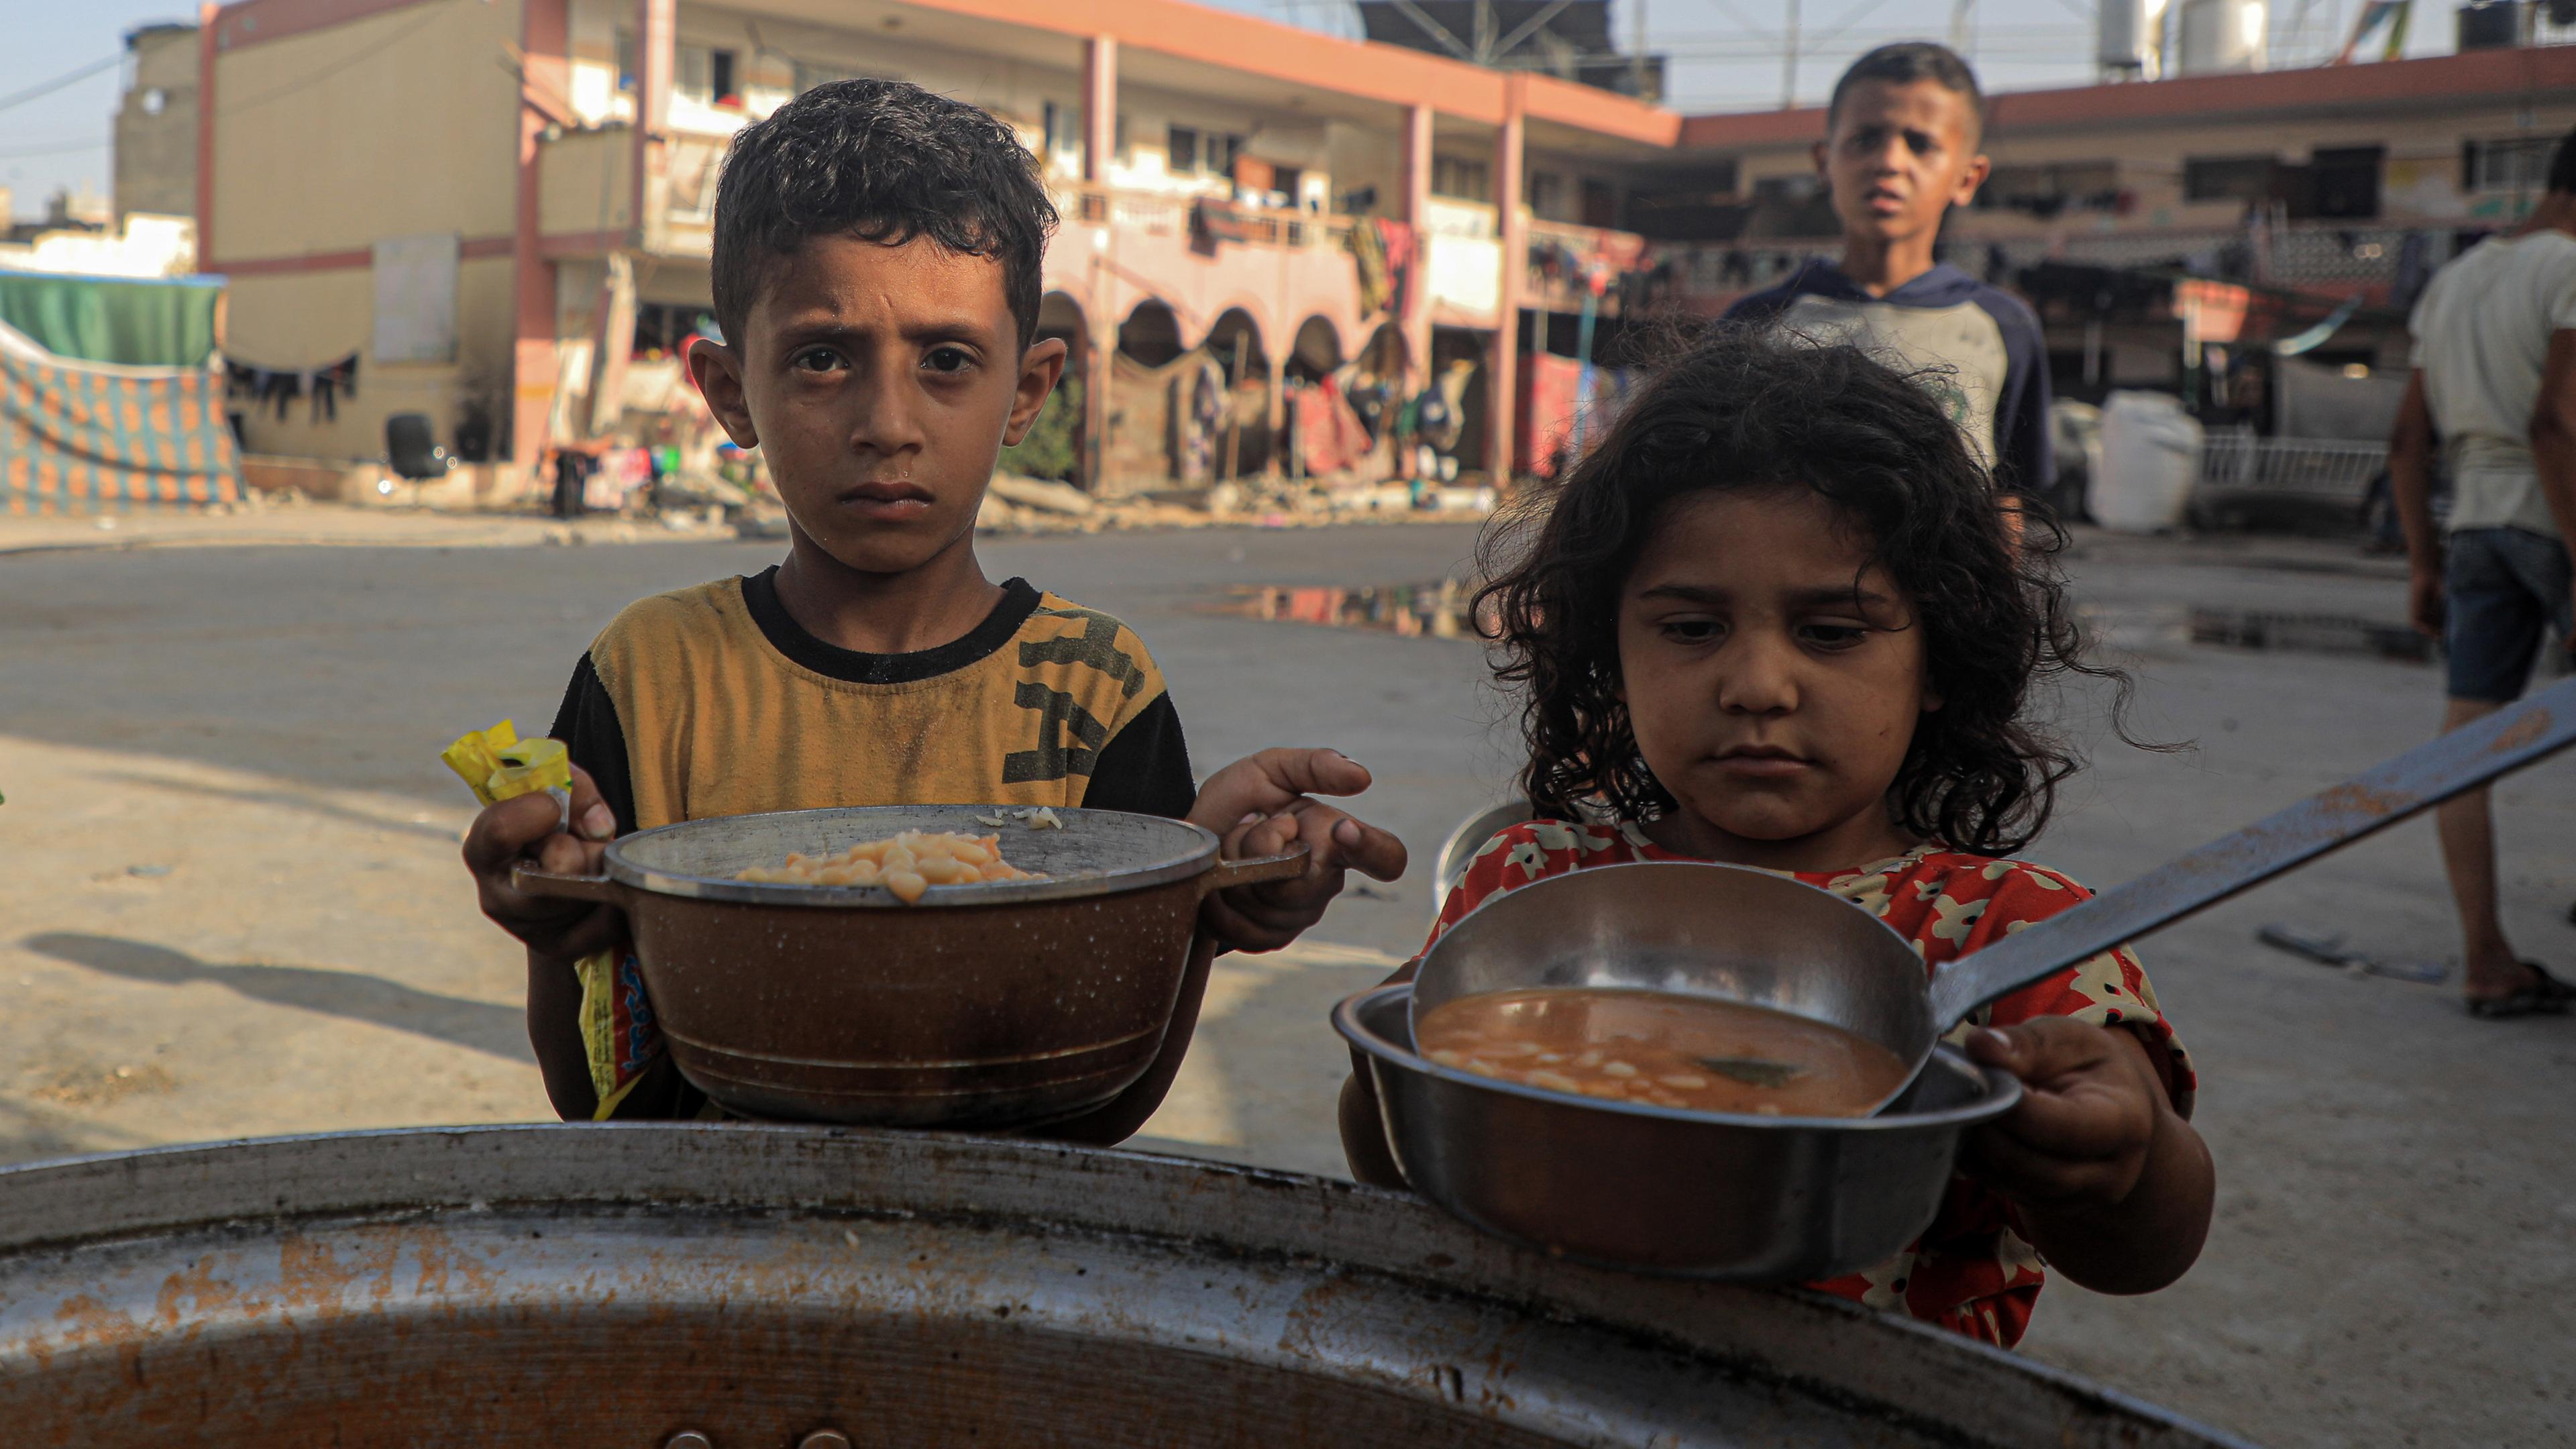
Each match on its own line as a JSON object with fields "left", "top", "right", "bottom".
{"left": 225, "top": 353, "right": 359, "bottom": 423}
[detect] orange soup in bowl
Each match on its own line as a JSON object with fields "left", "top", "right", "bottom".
{"left": 1414, "top": 987, "right": 1909, "bottom": 1118}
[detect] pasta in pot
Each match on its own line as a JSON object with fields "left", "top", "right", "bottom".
{"left": 737, "top": 830, "right": 1047, "bottom": 903}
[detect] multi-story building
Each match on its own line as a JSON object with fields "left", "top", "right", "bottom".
{"left": 194, "top": 0, "right": 1677, "bottom": 495}
{"left": 189, "top": 0, "right": 2576, "bottom": 494}
{"left": 114, "top": 22, "right": 201, "bottom": 226}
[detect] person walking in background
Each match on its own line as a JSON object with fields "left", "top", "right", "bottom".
{"left": 1725, "top": 42, "right": 2051, "bottom": 511}
{"left": 2390, "top": 124, "right": 2576, "bottom": 1018}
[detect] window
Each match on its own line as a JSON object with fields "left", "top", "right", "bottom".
{"left": 1525, "top": 170, "right": 1565, "bottom": 218}
{"left": 616, "top": 28, "right": 637, "bottom": 90}
{"left": 1214, "top": 133, "right": 1245, "bottom": 178}
{"left": 1580, "top": 178, "right": 1618, "bottom": 228}
{"left": 1271, "top": 166, "right": 1304, "bottom": 205}
{"left": 2465, "top": 136, "right": 2555, "bottom": 193}
{"left": 1432, "top": 154, "right": 1490, "bottom": 202}
{"left": 1043, "top": 101, "right": 1077, "bottom": 160}
{"left": 2310, "top": 146, "right": 2382, "bottom": 220}
{"left": 2184, "top": 156, "right": 2278, "bottom": 203}
{"left": 675, "top": 44, "right": 738, "bottom": 105}
{"left": 1169, "top": 125, "right": 1200, "bottom": 174}
{"left": 1975, "top": 160, "right": 2121, "bottom": 215}
{"left": 794, "top": 60, "right": 861, "bottom": 93}
{"left": 633, "top": 303, "right": 723, "bottom": 356}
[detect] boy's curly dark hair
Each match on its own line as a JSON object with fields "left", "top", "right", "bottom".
{"left": 712, "top": 79, "right": 1057, "bottom": 349}
{"left": 1480, "top": 325, "right": 2133, "bottom": 857}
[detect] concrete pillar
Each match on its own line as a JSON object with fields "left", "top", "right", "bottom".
{"left": 194, "top": 3, "right": 217, "bottom": 272}
{"left": 633, "top": 0, "right": 674, "bottom": 254}
{"left": 1078, "top": 36, "right": 1118, "bottom": 488}
{"left": 1083, "top": 248, "right": 1112, "bottom": 492}
{"left": 1082, "top": 36, "right": 1118, "bottom": 186}
{"left": 1487, "top": 76, "right": 1526, "bottom": 482}
{"left": 511, "top": 0, "right": 571, "bottom": 482}
{"left": 1399, "top": 103, "right": 1435, "bottom": 396}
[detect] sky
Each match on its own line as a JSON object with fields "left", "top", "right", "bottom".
{"left": 0, "top": 0, "right": 2462, "bottom": 223}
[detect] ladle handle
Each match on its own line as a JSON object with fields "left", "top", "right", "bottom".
{"left": 1925, "top": 676, "right": 2576, "bottom": 1032}
{"left": 1202, "top": 842, "right": 1312, "bottom": 894}
{"left": 510, "top": 863, "right": 625, "bottom": 906}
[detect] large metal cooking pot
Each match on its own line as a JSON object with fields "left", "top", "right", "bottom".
{"left": 0, "top": 1126, "right": 2250, "bottom": 1448}
{"left": 513, "top": 804, "right": 1305, "bottom": 1126}
{"left": 1339, "top": 980, "right": 2021, "bottom": 1279}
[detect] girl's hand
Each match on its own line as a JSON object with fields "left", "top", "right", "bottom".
{"left": 1956, "top": 1016, "right": 2214, "bottom": 1295}
{"left": 1959, "top": 1018, "right": 2161, "bottom": 1209}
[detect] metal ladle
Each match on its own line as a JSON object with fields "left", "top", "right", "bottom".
{"left": 1415, "top": 676, "right": 2576, "bottom": 1118}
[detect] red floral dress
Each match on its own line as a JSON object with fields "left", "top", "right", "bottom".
{"left": 1426, "top": 819, "right": 2196, "bottom": 1349}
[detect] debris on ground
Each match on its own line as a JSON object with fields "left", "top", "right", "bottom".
{"left": 2258, "top": 923, "right": 2449, "bottom": 984}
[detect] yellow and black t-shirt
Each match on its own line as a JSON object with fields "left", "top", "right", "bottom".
{"left": 545, "top": 568, "right": 1195, "bottom": 1118}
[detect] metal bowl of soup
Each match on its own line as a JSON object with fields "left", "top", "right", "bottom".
{"left": 1334, "top": 983, "right": 2019, "bottom": 1280}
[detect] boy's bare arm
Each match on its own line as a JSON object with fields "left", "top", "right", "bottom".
{"left": 2390, "top": 370, "right": 2443, "bottom": 635}
{"left": 462, "top": 769, "right": 621, "bottom": 1122}
{"left": 525, "top": 948, "right": 600, "bottom": 1120}
{"left": 2528, "top": 330, "right": 2576, "bottom": 631}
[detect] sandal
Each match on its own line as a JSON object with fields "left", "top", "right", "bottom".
{"left": 2466, "top": 961, "right": 2576, "bottom": 1019}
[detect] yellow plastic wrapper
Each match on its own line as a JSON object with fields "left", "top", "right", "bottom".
{"left": 488, "top": 737, "right": 573, "bottom": 802}
{"left": 441, "top": 720, "right": 520, "bottom": 807}
{"left": 443, "top": 722, "right": 635, "bottom": 1120}
{"left": 442, "top": 722, "right": 574, "bottom": 814}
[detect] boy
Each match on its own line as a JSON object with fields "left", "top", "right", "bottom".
{"left": 464, "top": 80, "right": 1403, "bottom": 1128}
{"left": 1725, "top": 42, "right": 2051, "bottom": 502}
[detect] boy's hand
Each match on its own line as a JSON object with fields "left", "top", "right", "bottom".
{"left": 462, "top": 763, "right": 624, "bottom": 961}
{"left": 1959, "top": 1018, "right": 2162, "bottom": 1210}
{"left": 1190, "top": 748, "right": 1407, "bottom": 953}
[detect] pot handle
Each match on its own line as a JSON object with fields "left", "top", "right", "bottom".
{"left": 1201, "top": 842, "right": 1312, "bottom": 894}
{"left": 510, "top": 863, "right": 625, "bottom": 907}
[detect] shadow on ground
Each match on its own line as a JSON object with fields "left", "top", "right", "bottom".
{"left": 0, "top": 1097, "right": 139, "bottom": 1167}
{"left": 21, "top": 933, "right": 529, "bottom": 1063}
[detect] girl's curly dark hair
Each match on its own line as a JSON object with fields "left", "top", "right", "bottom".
{"left": 1480, "top": 325, "right": 2137, "bottom": 857}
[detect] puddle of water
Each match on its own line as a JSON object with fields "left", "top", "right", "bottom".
{"left": 1208, "top": 580, "right": 1485, "bottom": 639}
{"left": 2188, "top": 608, "right": 2432, "bottom": 663}
{"left": 1216, "top": 587, "right": 2432, "bottom": 667}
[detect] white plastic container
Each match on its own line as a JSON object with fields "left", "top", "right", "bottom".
{"left": 2094, "top": 390, "right": 2204, "bottom": 533}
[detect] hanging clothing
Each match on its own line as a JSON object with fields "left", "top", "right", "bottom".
{"left": 1347, "top": 218, "right": 1391, "bottom": 317}
{"left": 225, "top": 352, "right": 359, "bottom": 425}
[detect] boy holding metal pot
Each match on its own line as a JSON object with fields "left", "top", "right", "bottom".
{"left": 462, "top": 80, "right": 1403, "bottom": 1128}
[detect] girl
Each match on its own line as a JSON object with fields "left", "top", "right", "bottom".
{"left": 1340, "top": 329, "right": 2213, "bottom": 1349}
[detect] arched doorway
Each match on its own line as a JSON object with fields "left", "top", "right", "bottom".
{"left": 1287, "top": 315, "right": 1343, "bottom": 382}
{"left": 1102, "top": 300, "right": 1191, "bottom": 494}
{"left": 1201, "top": 308, "right": 1270, "bottom": 479}
{"left": 1115, "top": 300, "right": 1185, "bottom": 366}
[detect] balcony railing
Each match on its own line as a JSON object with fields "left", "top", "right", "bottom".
{"left": 1648, "top": 216, "right": 2486, "bottom": 312}
{"left": 1054, "top": 186, "right": 1356, "bottom": 250}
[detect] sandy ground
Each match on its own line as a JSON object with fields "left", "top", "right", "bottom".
{"left": 3, "top": 513, "right": 2573, "bottom": 1446}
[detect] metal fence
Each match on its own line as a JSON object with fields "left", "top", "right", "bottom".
{"left": 2196, "top": 427, "right": 2387, "bottom": 510}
